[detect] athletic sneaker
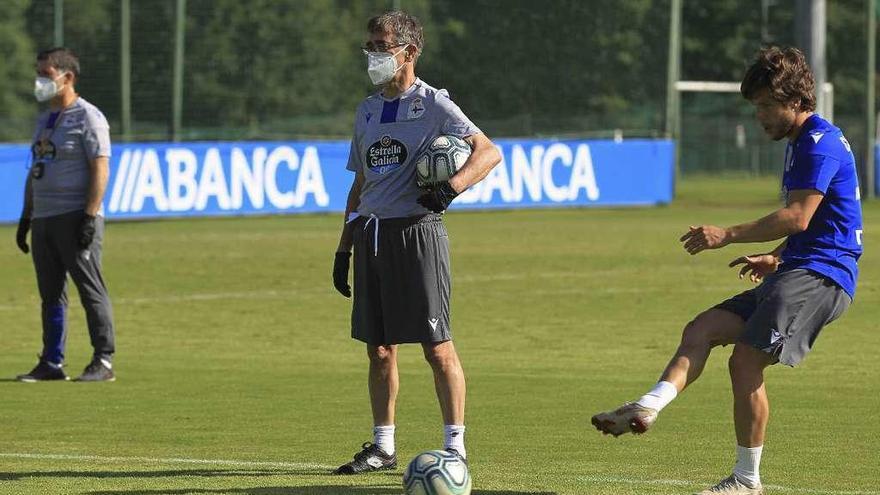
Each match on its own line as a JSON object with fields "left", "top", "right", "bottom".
{"left": 695, "top": 474, "right": 764, "bottom": 494}
{"left": 591, "top": 401, "right": 658, "bottom": 436}
{"left": 332, "top": 442, "right": 397, "bottom": 475}
{"left": 446, "top": 448, "right": 468, "bottom": 466}
{"left": 74, "top": 358, "right": 115, "bottom": 382}
{"left": 16, "top": 358, "right": 68, "bottom": 382}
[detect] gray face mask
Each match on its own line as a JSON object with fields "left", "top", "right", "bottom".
{"left": 365, "top": 45, "right": 408, "bottom": 86}
{"left": 34, "top": 73, "right": 67, "bottom": 102}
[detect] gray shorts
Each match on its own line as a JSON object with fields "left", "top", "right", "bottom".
{"left": 714, "top": 268, "right": 851, "bottom": 366}
{"left": 351, "top": 213, "right": 451, "bottom": 345}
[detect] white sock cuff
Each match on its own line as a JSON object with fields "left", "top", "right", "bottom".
{"left": 737, "top": 445, "right": 763, "bottom": 454}
{"left": 635, "top": 380, "right": 679, "bottom": 411}
{"left": 373, "top": 425, "right": 396, "bottom": 455}
{"left": 655, "top": 380, "right": 678, "bottom": 397}
{"left": 734, "top": 444, "right": 763, "bottom": 487}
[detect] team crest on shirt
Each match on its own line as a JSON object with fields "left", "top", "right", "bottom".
{"left": 406, "top": 97, "right": 425, "bottom": 119}
{"left": 32, "top": 139, "right": 56, "bottom": 160}
{"left": 60, "top": 113, "right": 85, "bottom": 128}
{"left": 366, "top": 135, "right": 408, "bottom": 174}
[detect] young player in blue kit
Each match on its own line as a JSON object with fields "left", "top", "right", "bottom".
{"left": 592, "top": 47, "right": 863, "bottom": 494}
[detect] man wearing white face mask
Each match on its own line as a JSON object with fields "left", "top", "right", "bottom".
{"left": 15, "top": 47, "right": 116, "bottom": 383}
{"left": 331, "top": 10, "right": 502, "bottom": 475}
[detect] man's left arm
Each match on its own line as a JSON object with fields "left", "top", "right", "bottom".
{"left": 681, "top": 189, "right": 824, "bottom": 255}
{"left": 85, "top": 156, "right": 109, "bottom": 216}
{"left": 417, "top": 133, "right": 502, "bottom": 212}
{"left": 79, "top": 110, "right": 111, "bottom": 249}
{"left": 450, "top": 133, "right": 502, "bottom": 192}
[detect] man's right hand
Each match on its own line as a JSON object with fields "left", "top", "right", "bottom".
{"left": 729, "top": 254, "right": 779, "bottom": 283}
{"left": 16, "top": 217, "right": 30, "bottom": 254}
{"left": 333, "top": 251, "right": 352, "bottom": 297}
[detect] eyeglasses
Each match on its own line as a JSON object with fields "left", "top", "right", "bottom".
{"left": 361, "top": 42, "right": 406, "bottom": 53}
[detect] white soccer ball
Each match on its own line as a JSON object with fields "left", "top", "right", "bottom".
{"left": 415, "top": 135, "right": 472, "bottom": 188}
{"left": 403, "top": 450, "right": 472, "bottom": 495}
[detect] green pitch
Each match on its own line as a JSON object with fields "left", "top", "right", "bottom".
{"left": 0, "top": 177, "right": 877, "bottom": 495}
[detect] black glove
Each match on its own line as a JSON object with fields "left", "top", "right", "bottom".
{"left": 78, "top": 213, "right": 97, "bottom": 249}
{"left": 333, "top": 251, "right": 352, "bottom": 297}
{"left": 16, "top": 217, "right": 30, "bottom": 254}
{"left": 417, "top": 182, "right": 460, "bottom": 213}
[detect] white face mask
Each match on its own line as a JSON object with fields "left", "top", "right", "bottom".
{"left": 366, "top": 45, "right": 408, "bottom": 86}
{"left": 34, "top": 73, "right": 66, "bottom": 102}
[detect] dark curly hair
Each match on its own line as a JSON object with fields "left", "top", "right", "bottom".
{"left": 741, "top": 46, "right": 816, "bottom": 112}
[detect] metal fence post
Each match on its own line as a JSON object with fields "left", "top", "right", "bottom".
{"left": 172, "top": 0, "right": 186, "bottom": 142}
{"left": 121, "top": 0, "right": 132, "bottom": 142}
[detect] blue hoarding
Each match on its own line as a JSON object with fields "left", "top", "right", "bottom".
{"left": 0, "top": 138, "right": 674, "bottom": 223}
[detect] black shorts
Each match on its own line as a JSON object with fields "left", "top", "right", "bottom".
{"left": 714, "top": 268, "right": 851, "bottom": 366}
{"left": 351, "top": 213, "right": 452, "bottom": 345}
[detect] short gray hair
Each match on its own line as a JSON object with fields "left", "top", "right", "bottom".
{"left": 367, "top": 11, "right": 424, "bottom": 53}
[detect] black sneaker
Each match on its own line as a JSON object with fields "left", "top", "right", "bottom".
{"left": 332, "top": 442, "right": 397, "bottom": 475}
{"left": 74, "top": 358, "right": 115, "bottom": 382}
{"left": 446, "top": 448, "right": 468, "bottom": 467}
{"left": 16, "top": 358, "right": 69, "bottom": 382}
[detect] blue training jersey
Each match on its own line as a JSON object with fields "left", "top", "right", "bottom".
{"left": 780, "top": 114, "right": 863, "bottom": 298}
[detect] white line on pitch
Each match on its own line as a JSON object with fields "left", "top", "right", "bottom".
{"left": 576, "top": 475, "right": 880, "bottom": 495}
{"left": 0, "top": 452, "right": 335, "bottom": 471}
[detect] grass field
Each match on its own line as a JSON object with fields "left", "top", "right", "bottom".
{"left": 0, "top": 177, "right": 877, "bottom": 495}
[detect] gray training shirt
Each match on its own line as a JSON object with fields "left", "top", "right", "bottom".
{"left": 346, "top": 78, "right": 481, "bottom": 219}
{"left": 30, "top": 97, "right": 111, "bottom": 219}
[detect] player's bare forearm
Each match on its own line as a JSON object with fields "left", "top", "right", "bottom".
{"left": 85, "top": 156, "right": 109, "bottom": 216}
{"left": 727, "top": 190, "right": 824, "bottom": 244}
{"left": 682, "top": 190, "right": 822, "bottom": 255}
{"left": 337, "top": 172, "right": 364, "bottom": 253}
{"left": 448, "top": 133, "right": 502, "bottom": 193}
{"left": 726, "top": 208, "right": 806, "bottom": 244}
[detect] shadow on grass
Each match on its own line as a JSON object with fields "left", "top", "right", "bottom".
{"left": 0, "top": 468, "right": 329, "bottom": 481}
{"left": 83, "top": 488, "right": 556, "bottom": 495}
{"left": 2, "top": 469, "right": 557, "bottom": 494}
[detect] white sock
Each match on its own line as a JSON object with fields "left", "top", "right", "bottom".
{"left": 373, "top": 425, "right": 395, "bottom": 455}
{"left": 635, "top": 380, "right": 678, "bottom": 412}
{"left": 100, "top": 359, "right": 112, "bottom": 370}
{"left": 443, "top": 425, "right": 466, "bottom": 458}
{"left": 733, "top": 444, "right": 763, "bottom": 487}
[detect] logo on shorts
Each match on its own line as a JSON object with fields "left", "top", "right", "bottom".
{"left": 762, "top": 328, "right": 784, "bottom": 354}
{"left": 366, "top": 135, "right": 407, "bottom": 175}
{"left": 428, "top": 318, "right": 439, "bottom": 332}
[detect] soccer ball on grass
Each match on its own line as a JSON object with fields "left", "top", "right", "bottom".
{"left": 402, "top": 449, "right": 472, "bottom": 495}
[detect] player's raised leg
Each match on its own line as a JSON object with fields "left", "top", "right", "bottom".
{"left": 591, "top": 308, "right": 744, "bottom": 436}
{"left": 423, "top": 340, "right": 467, "bottom": 461}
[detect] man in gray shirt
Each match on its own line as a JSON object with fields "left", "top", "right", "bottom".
{"left": 15, "top": 47, "right": 116, "bottom": 382}
{"left": 331, "top": 11, "right": 502, "bottom": 474}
